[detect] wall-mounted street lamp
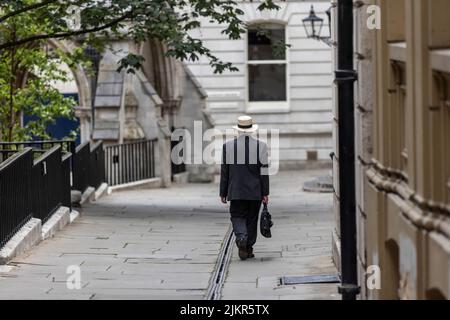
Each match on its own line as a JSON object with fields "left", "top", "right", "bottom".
{"left": 302, "top": 5, "right": 334, "bottom": 47}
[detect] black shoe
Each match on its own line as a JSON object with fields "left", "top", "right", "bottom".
{"left": 236, "top": 237, "right": 248, "bottom": 260}
{"left": 247, "top": 247, "right": 255, "bottom": 259}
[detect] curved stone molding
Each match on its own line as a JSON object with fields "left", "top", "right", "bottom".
{"left": 241, "top": 2, "right": 289, "bottom": 24}
{"left": 366, "top": 161, "right": 450, "bottom": 240}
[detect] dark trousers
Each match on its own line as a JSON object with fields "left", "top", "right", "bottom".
{"left": 230, "top": 200, "right": 262, "bottom": 248}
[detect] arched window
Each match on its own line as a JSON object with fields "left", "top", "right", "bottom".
{"left": 247, "top": 23, "right": 287, "bottom": 106}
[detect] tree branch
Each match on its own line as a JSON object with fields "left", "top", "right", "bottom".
{"left": 0, "top": 11, "right": 133, "bottom": 51}
{"left": 0, "top": 0, "right": 59, "bottom": 24}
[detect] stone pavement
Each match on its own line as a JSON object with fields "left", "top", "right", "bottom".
{"left": 0, "top": 184, "right": 230, "bottom": 299}
{"left": 0, "top": 170, "right": 338, "bottom": 300}
{"left": 221, "top": 170, "right": 339, "bottom": 300}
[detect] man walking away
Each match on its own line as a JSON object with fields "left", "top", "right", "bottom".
{"left": 220, "top": 116, "right": 269, "bottom": 261}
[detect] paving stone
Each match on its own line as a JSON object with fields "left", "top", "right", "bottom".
{"left": 221, "top": 170, "right": 339, "bottom": 300}
{"left": 0, "top": 181, "right": 231, "bottom": 300}
{"left": 0, "top": 170, "right": 338, "bottom": 300}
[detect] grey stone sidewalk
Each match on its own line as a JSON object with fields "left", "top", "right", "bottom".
{"left": 0, "top": 170, "right": 338, "bottom": 300}
{"left": 0, "top": 183, "right": 230, "bottom": 300}
{"left": 221, "top": 170, "right": 339, "bottom": 300}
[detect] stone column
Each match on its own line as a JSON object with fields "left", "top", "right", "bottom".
{"left": 354, "top": 0, "right": 376, "bottom": 300}
{"left": 157, "top": 117, "right": 172, "bottom": 188}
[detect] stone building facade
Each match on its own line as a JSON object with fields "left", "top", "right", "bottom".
{"left": 53, "top": 1, "right": 335, "bottom": 183}
{"left": 185, "top": 0, "right": 334, "bottom": 170}
{"left": 52, "top": 37, "right": 214, "bottom": 185}
{"left": 332, "top": 0, "right": 450, "bottom": 299}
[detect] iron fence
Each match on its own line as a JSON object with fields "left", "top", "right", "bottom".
{"left": 32, "top": 146, "right": 63, "bottom": 223}
{"left": 0, "top": 149, "right": 34, "bottom": 248}
{"left": 171, "top": 138, "right": 186, "bottom": 179}
{"left": 61, "top": 152, "right": 72, "bottom": 211}
{"left": 0, "top": 139, "right": 106, "bottom": 249}
{"left": 0, "top": 139, "right": 106, "bottom": 193}
{"left": 105, "top": 139, "right": 156, "bottom": 186}
{"left": 0, "top": 140, "right": 75, "bottom": 163}
{"left": 72, "top": 141, "right": 90, "bottom": 193}
{"left": 89, "top": 141, "right": 105, "bottom": 190}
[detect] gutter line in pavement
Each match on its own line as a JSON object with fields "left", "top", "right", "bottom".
{"left": 206, "top": 225, "right": 234, "bottom": 300}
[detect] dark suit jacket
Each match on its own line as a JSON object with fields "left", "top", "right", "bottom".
{"left": 220, "top": 135, "right": 270, "bottom": 201}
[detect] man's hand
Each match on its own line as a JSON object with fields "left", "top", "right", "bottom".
{"left": 221, "top": 197, "right": 227, "bottom": 204}
{"left": 262, "top": 196, "right": 269, "bottom": 204}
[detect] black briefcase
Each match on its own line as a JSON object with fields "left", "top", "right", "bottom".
{"left": 260, "top": 203, "right": 273, "bottom": 238}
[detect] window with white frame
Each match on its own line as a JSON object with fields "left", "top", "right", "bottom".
{"left": 247, "top": 23, "right": 287, "bottom": 103}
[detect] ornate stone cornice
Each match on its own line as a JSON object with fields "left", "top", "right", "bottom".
{"left": 366, "top": 160, "right": 450, "bottom": 239}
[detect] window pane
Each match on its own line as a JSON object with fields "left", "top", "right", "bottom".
{"left": 249, "top": 64, "right": 286, "bottom": 102}
{"left": 248, "top": 24, "right": 285, "bottom": 60}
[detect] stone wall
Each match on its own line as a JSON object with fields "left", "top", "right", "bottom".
{"left": 185, "top": 1, "right": 334, "bottom": 169}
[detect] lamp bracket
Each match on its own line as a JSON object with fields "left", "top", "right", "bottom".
{"left": 338, "top": 284, "right": 361, "bottom": 295}
{"left": 334, "top": 69, "right": 358, "bottom": 83}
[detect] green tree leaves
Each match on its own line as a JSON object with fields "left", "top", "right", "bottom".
{"left": 0, "top": 0, "right": 283, "bottom": 141}
{"left": 0, "top": 0, "right": 283, "bottom": 74}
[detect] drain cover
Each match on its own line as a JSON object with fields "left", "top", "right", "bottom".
{"left": 281, "top": 274, "right": 340, "bottom": 285}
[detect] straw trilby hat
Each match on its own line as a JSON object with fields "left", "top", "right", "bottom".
{"left": 233, "top": 115, "right": 259, "bottom": 133}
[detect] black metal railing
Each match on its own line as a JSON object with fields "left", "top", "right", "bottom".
{"left": 105, "top": 139, "right": 156, "bottom": 186}
{"left": 89, "top": 141, "right": 105, "bottom": 190}
{"left": 61, "top": 152, "right": 72, "bottom": 211}
{"left": 72, "top": 141, "right": 90, "bottom": 193}
{"left": 0, "top": 139, "right": 106, "bottom": 193}
{"left": 32, "top": 146, "right": 63, "bottom": 223}
{"left": 71, "top": 140, "right": 106, "bottom": 192}
{"left": 0, "top": 149, "right": 34, "bottom": 248}
{"left": 0, "top": 140, "right": 75, "bottom": 163}
{"left": 171, "top": 138, "right": 186, "bottom": 179}
{"left": 0, "top": 138, "right": 107, "bottom": 249}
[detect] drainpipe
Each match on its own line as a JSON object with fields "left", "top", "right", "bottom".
{"left": 335, "top": 0, "right": 359, "bottom": 300}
